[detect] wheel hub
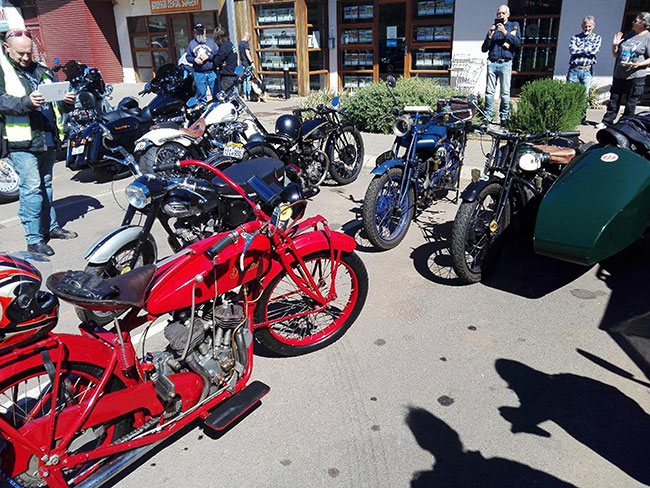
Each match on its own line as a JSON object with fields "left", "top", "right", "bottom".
{"left": 0, "top": 160, "right": 19, "bottom": 192}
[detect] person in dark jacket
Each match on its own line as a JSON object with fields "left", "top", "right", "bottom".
{"left": 1, "top": 28, "right": 77, "bottom": 256}
{"left": 214, "top": 27, "right": 238, "bottom": 92}
{"left": 186, "top": 23, "right": 219, "bottom": 103}
{"left": 481, "top": 5, "right": 521, "bottom": 124}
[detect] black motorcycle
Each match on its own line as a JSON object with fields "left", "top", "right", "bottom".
{"left": 72, "top": 63, "right": 197, "bottom": 179}
{"left": 450, "top": 121, "right": 580, "bottom": 284}
{"left": 79, "top": 154, "right": 291, "bottom": 324}
{"left": 244, "top": 97, "right": 364, "bottom": 191}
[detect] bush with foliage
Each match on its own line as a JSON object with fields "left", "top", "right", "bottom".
{"left": 298, "top": 89, "right": 341, "bottom": 119}
{"left": 509, "top": 78, "right": 585, "bottom": 133}
{"left": 301, "top": 77, "right": 460, "bottom": 134}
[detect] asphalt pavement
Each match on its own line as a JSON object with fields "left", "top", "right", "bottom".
{"left": 0, "top": 88, "right": 648, "bottom": 488}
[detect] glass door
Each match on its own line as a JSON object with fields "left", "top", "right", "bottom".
{"left": 378, "top": 2, "right": 406, "bottom": 80}
{"left": 170, "top": 15, "right": 191, "bottom": 62}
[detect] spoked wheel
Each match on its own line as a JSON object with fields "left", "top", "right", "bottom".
{"left": 361, "top": 167, "right": 414, "bottom": 250}
{"left": 0, "top": 158, "right": 20, "bottom": 204}
{"left": 326, "top": 126, "right": 364, "bottom": 185}
{"left": 75, "top": 240, "right": 155, "bottom": 325}
{"left": 254, "top": 251, "right": 368, "bottom": 356}
{"left": 450, "top": 182, "right": 510, "bottom": 284}
{"left": 140, "top": 142, "right": 191, "bottom": 178}
{"left": 0, "top": 362, "right": 134, "bottom": 487}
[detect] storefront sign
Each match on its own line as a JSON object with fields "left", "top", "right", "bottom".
{"left": 149, "top": 0, "right": 201, "bottom": 14}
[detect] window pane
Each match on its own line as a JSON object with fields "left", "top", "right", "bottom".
{"left": 153, "top": 51, "right": 171, "bottom": 68}
{"left": 151, "top": 34, "right": 169, "bottom": 49}
{"left": 135, "top": 51, "right": 153, "bottom": 67}
{"left": 192, "top": 12, "right": 216, "bottom": 32}
{"left": 137, "top": 68, "right": 154, "bottom": 82}
{"left": 310, "top": 73, "right": 327, "bottom": 91}
{"left": 132, "top": 37, "right": 149, "bottom": 49}
{"left": 148, "top": 16, "right": 167, "bottom": 33}
{"left": 128, "top": 17, "right": 147, "bottom": 34}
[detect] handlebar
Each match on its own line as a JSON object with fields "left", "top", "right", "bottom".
{"left": 204, "top": 230, "right": 239, "bottom": 260}
{"left": 153, "top": 161, "right": 179, "bottom": 172}
{"left": 473, "top": 124, "right": 582, "bottom": 141}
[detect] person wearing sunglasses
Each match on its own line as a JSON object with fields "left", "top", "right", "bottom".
{"left": 0, "top": 28, "right": 77, "bottom": 256}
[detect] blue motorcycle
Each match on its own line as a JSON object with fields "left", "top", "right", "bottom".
{"left": 361, "top": 76, "right": 474, "bottom": 250}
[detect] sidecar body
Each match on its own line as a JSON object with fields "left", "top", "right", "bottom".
{"left": 534, "top": 146, "right": 650, "bottom": 265}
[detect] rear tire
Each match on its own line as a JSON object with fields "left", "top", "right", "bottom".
{"left": 0, "top": 158, "right": 20, "bottom": 204}
{"left": 75, "top": 240, "right": 155, "bottom": 325}
{"left": 139, "top": 142, "right": 191, "bottom": 177}
{"left": 242, "top": 144, "right": 280, "bottom": 161}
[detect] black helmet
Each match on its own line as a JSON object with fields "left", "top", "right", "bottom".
{"left": 275, "top": 114, "right": 300, "bottom": 141}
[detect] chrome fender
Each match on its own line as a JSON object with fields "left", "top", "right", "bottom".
{"left": 371, "top": 158, "right": 405, "bottom": 176}
{"left": 85, "top": 225, "right": 158, "bottom": 265}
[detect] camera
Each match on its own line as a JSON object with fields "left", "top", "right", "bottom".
{"left": 494, "top": 18, "right": 504, "bottom": 25}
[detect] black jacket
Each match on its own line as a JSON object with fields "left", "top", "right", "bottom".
{"left": 597, "top": 111, "right": 650, "bottom": 156}
{"left": 214, "top": 40, "right": 238, "bottom": 77}
{"left": 0, "top": 57, "right": 74, "bottom": 156}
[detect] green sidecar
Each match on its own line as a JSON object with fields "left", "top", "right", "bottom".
{"left": 534, "top": 146, "right": 650, "bottom": 266}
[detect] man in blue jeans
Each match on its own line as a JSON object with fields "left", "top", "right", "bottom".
{"left": 186, "top": 23, "right": 218, "bottom": 104}
{"left": 1, "top": 28, "right": 77, "bottom": 256}
{"left": 481, "top": 5, "right": 521, "bottom": 124}
{"left": 567, "top": 16, "right": 601, "bottom": 124}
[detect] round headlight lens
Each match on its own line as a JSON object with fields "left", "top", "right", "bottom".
{"left": 393, "top": 115, "right": 413, "bottom": 137}
{"left": 518, "top": 152, "right": 541, "bottom": 171}
{"left": 125, "top": 181, "right": 151, "bottom": 209}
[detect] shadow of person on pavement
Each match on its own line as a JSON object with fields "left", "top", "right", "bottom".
{"left": 496, "top": 358, "right": 650, "bottom": 485}
{"left": 52, "top": 195, "right": 103, "bottom": 227}
{"left": 406, "top": 406, "right": 577, "bottom": 487}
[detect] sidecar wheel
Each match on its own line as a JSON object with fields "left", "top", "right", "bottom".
{"left": 254, "top": 251, "right": 368, "bottom": 356}
{"left": 75, "top": 240, "right": 155, "bottom": 326}
{"left": 450, "top": 182, "right": 510, "bottom": 284}
{"left": 0, "top": 158, "right": 20, "bottom": 204}
{"left": 362, "top": 167, "right": 414, "bottom": 250}
{"left": 0, "top": 362, "right": 134, "bottom": 487}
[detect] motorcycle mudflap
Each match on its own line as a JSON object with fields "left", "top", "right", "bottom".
{"left": 146, "top": 226, "right": 273, "bottom": 316}
{"left": 371, "top": 158, "right": 404, "bottom": 176}
{"left": 459, "top": 177, "right": 493, "bottom": 202}
{"left": 534, "top": 146, "right": 650, "bottom": 266}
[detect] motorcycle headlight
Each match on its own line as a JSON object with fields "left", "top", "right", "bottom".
{"left": 125, "top": 181, "right": 151, "bottom": 209}
{"left": 518, "top": 151, "right": 541, "bottom": 171}
{"left": 393, "top": 115, "right": 413, "bottom": 138}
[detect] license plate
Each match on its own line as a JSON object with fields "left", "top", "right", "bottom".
{"left": 71, "top": 144, "right": 85, "bottom": 155}
{"left": 223, "top": 142, "right": 244, "bottom": 159}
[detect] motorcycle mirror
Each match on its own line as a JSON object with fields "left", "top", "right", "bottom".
{"left": 186, "top": 97, "right": 198, "bottom": 108}
{"left": 235, "top": 65, "right": 245, "bottom": 76}
{"left": 332, "top": 96, "right": 340, "bottom": 107}
{"left": 53, "top": 57, "right": 60, "bottom": 65}
{"left": 386, "top": 75, "right": 397, "bottom": 88}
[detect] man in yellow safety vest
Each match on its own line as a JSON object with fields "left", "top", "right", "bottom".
{"left": 0, "top": 28, "right": 77, "bottom": 256}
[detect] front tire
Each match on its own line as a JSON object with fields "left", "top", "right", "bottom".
{"left": 75, "top": 240, "right": 156, "bottom": 325}
{"left": 361, "top": 167, "right": 414, "bottom": 250}
{"left": 253, "top": 251, "right": 368, "bottom": 356}
{"left": 450, "top": 182, "right": 510, "bottom": 284}
{"left": 326, "top": 126, "right": 364, "bottom": 185}
{"left": 0, "top": 158, "right": 20, "bottom": 204}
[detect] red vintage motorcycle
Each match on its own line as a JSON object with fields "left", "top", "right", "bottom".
{"left": 0, "top": 158, "right": 368, "bottom": 488}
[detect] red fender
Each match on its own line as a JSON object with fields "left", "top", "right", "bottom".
{"left": 252, "top": 228, "right": 357, "bottom": 319}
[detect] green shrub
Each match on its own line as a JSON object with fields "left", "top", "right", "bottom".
{"left": 299, "top": 89, "right": 341, "bottom": 119}
{"left": 509, "top": 79, "right": 585, "bottom": 133}
{"left": 341, "top": 77, "right": 460, "bottom": 134}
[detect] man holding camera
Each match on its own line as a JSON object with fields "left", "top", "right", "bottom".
{"left": 481, "top": 5, "right": 521, "bottom": 124}
{"left": 186, "top": 23, "right": 218, "bottom": 104}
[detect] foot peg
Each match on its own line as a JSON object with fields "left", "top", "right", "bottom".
{"left": 203, "top": 381, "right": 270, "bottom": 431}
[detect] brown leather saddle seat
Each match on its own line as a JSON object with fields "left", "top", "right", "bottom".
{"left": 46, "top": 265, "right": 157, "bottom": 312}
{"left": 179, "top": 118, "right": 206, "bottom": 139}
{"left": 531, "top": 144, "right": 576, "bottom": 164}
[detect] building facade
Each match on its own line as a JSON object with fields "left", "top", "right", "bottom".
{"left": 1, "top": 0, "right": 648, "bottom": 98}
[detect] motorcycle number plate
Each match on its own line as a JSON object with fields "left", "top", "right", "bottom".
{"left": 223, "top": 142, "right": 245, "bottom": 159}
{"left": 71, "top": 144, "right": 85, "bottom": 155}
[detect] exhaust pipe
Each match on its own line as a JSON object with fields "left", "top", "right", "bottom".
{"left": 75, "top": 441, "right": 162, "bottom": 488}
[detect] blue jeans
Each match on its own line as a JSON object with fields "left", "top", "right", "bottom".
{"left": 10, "top": 149, "right": 59, "bottom": 245}
{"left": 193, "top": 70, "right": 217, "bottom": 103}
{"left": 485, "top": 60, "right": 512, "bottom": 122}
{"left": 242, "top": 78, "right": 251, "bottom": 99}
{"left": 566, "top": 65, "right": 592, "bottom": 96}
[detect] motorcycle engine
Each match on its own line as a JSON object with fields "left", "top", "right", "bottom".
{"left": 157, "top": 301, "right": 252, "bottom": 397}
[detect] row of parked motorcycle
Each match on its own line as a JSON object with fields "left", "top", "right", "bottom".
{"left": 1, "top": 61, "right": 649, "bottom": 488}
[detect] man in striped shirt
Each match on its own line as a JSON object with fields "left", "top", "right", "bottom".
{"left": 567, "top": 16, "right": 601, "bottom": 123}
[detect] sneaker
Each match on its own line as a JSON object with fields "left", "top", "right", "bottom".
{"left": 49, "top": 227, "right": 78, "bottom": 240}
{"left": 595, "top": 122, "right": 607, "bottom": 130}
{"left": 27, "top": 241, "right": 54, "bottom": 256}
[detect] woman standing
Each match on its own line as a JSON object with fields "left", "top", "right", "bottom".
{"left": 598, "top": 12, "right": 650, "bottom": 128}
{"left": 214, "top": 27, "right": 238, "bottom": 92}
